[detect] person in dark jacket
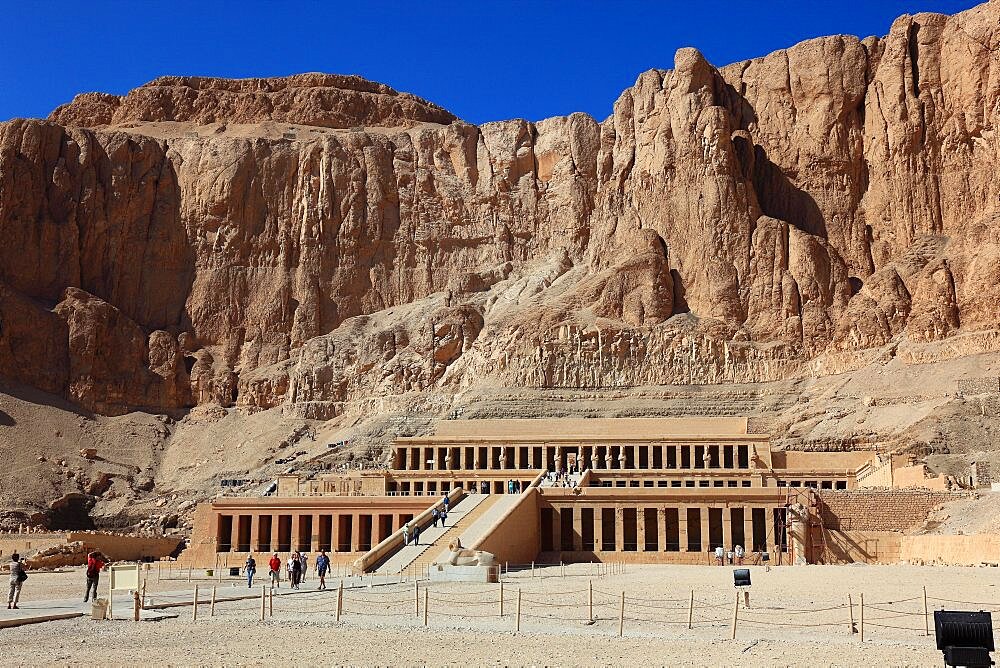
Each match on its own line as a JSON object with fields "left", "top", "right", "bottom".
{"left": 315, "top": 551, "right": 331, "bottom": 590}
{"left": 245, "top": 554, "right": 257, "bottom": 588}
{"left": 8, "top": 553, "right": 26, "bottom": 609}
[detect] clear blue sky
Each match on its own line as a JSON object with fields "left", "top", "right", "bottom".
{"left": 0, "top": 0, "right": 980, "bottom": 125}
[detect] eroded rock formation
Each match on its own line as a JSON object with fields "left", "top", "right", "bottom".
{"left": 1, "top": 3, "right": 998, "bottom": 415}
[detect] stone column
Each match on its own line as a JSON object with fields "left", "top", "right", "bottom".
{"left": 678, "top": 507, "right": 689, "bottom": 552}
{"left": 722, "top": 507, "right": 733, "bottom": 553}
{"left": 289, "top": 515, "right": 301, "bottom": 553}
{"left": 330, "top": 515, "right": 341, "bottom": 552}
{"left": 661, "top": 444, "right": 668, "bottom": 469}
{"left": 350, "top": 514, "right": 361, "bottom": 552}
{"left": 637, "top": 507, "right": 647, "bottom": 551}
{"left": 572, "top": 508, "right": 583, "bottom": 551}
{"left": 593, "top": 506, "right": 603, "bottom": 551}
{"left": 249, "top": 514, "right": 260, "bottom": 553}
{"left": 552, "top": 507, "right": 562, "bottom": 553}
{"left": 614, "top": 507, "right": 624, "bottom": 552}
{"left": 657, "top": 508, "right": 667, "bottom": 552}
{"left": 699, "top": 506, "right": 710, "bottom": 552}
{"left": 743, "top": 507, "right": 754, "bottom": 552}
{"left": 312, "top": 512, "right": 323, "bottom": 551}
{"left": 542, "top": 444, "right": 550, "bottom": 472}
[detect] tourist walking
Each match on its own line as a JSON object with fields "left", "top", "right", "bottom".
{"left": 442, "top": 494, "right": 450, "bottom": 512}
{"left": 268, "top": 553, "right": 281, "bottom": 588}
{"left": 431, "top": 508, "right": 439, "bottom": 528}
{"left": 287, "top": 552, "right": 302, "bottom": 589}
{"left": 299, "top": 553, "right": 308, "bottom": 583}
{"left": 413, "top": 524, "right": 421, "bottom": 546}
{"left": 245, "top": 554, "right": 256, "bottom": 588}
{"left": 440, "top": 508, "right": 447, "bottom": 528}
{"left": 7, "top": 553, "right": 25, "bottom": 609}
{"left": 84, "top": 550, "right": 105, "bottom": 602}
{"left": 402, "top": 523, "right": 410, "bottom": 545}
{"left": 315, "top": 551, "right": 330, "bottom": 590}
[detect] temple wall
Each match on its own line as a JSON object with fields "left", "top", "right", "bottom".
{"left": 472, "top": 488, "right": 540, "bottom": 564}
{"left": 817, "top": 490, "right": 962, "bottom": 532}
{"left": 899, "top": 534, "right": 1000, "bottom": 566}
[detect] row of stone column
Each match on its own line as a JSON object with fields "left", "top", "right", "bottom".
{"left": 396, "top": 444, "right": 753, "bottom": 472}
{"left": 217, "top": 512, "right": 412, "bottom": 554}
{"left": 546, "top": 505, "right": 778, "bottom": 553}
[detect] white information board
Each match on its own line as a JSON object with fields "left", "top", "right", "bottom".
{"left": 109, "top": 563, "right": 139, "bottom": 591}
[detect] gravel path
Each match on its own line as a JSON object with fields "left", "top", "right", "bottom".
{"left": 5, "top": 563, "right": 999, "bottom": 666}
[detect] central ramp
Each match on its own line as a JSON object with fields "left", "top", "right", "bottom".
{"left": 417, "top": 493, "right": 524, "bottom": 569}
{"left": 373, "top": 493, "right": 496, "bottom": 574}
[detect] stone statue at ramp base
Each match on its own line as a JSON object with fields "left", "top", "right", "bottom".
{"left": 430, "top": 537, "right": 498, "bottom": 582}
{"left": 438, "top": 537, "right": 496, "bottom": 567}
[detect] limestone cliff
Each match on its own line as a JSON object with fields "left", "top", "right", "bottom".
{"left": 1, "top": 3, "right": 998, "bottom": 416}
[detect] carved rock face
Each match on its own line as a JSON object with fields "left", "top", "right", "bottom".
{"left": 0, "top": 3, "right": 998, "bottom": 415}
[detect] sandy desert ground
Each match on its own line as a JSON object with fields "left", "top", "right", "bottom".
{"left": 5, "top": 563, "right": 1000, "bottom": 666}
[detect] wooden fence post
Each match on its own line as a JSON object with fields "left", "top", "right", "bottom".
{"left": 687, "top": 590, "right": 694, "bottom": 629}
{"left": 269, "top": 587, "right": 274, "bottom": 617}
{"left": 423, "top": 588, "right": 429, "bottom": 626}
{"left": 499, "top": 581, "right": 504, "bottom": 617}
{"left": 516, "top": 588, "right": 521, "bottom": 632}
{"left": 259, "top": 585, "right": 265, "bottom": 621}
{"left": 414, "top": 582, "right": 419, "bottom": 618}
{"left": 531, "top": 561, "right": 534, "bottom": 577}
{"left": 193, "top": 585, "right": 199, "bottom": 621}
{"left": 731, "top": 591, "right": 739, "bottom": 640}
{"left": 923, "top": 586, "right": 929, "bottom": 636}
{"left": 860, "top": 593, "right": 865, "bottom": 642}
{"left": 132, "top": 590, "right": 140, "bottom": 622}
{"left": 618, "top": 591, "right": 625, "bottom": 637}
{"left": 336, "top": 581, "right": 343, "bottom": 622}
{"left": 210, "top": 586, "right": 217, "bottom": 617}
{"left": 848, "top": 594, "right": 855, "bottom": 634}
{"left": 588, "top": 580, "right": 593, "bottom": 622}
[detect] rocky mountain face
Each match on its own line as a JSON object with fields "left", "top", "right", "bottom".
{"left": 1, "top": 4, "right": 998, "bottom": 418}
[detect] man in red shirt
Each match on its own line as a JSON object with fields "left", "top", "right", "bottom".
{"left": 268, "top": 553, "right": 282, "bottom": 588}
{"left": 84, "top": 551, "right": 106, "bottom": 602}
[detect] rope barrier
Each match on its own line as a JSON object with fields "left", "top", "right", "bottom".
{"left": 162, "top": 575, "right": 1000, "bottom": 644}
{"left": 865, "top": 621, "right": 926, "bottom": 631}
{"left": 736, "top": 617, "right": 845, "bottom": 628}
{"left": 928, "top": 595, "right": 1000, "bottom": 607}
{"left": 865, "top": 605, "right": 923, "bottom": 617}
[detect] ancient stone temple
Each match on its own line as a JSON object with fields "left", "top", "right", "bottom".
{"left": 185, "top": 418, "right": 931, "bottom": 569}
